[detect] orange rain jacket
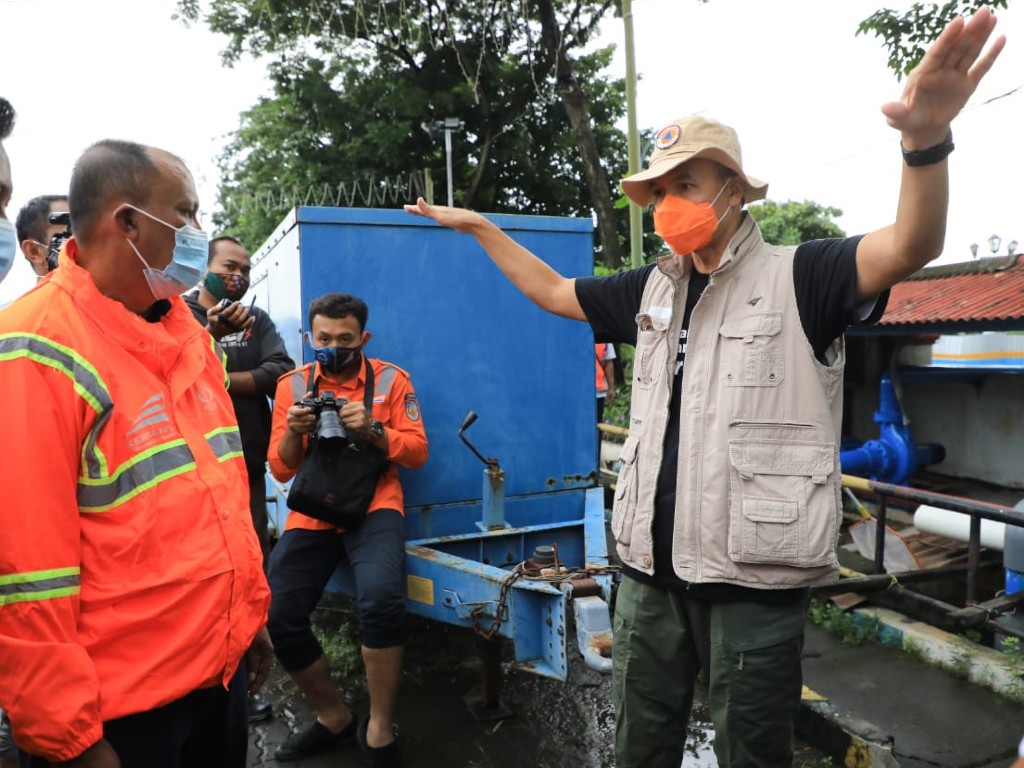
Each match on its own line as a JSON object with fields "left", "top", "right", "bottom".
{"left": 269, "top": 359, "right": 428, "bottom": 530}
{"left": 595, "top": 342, "right": 609, "bottom": 393}
{"left": 0, "top": 241, "right": 270, "bottom": 762}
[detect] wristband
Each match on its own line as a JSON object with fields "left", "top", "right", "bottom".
{"left": 901, "top": 130, "right": 954, "bottom": 167}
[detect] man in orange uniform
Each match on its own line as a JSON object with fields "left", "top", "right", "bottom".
{"left": 0, "top": 139, "right": 271, "bottom": 768}
{"left": 267, "top": 292, "right": 427, "bottom": 767}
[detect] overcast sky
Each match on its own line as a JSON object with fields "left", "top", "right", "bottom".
{"left": 1, "top": 0, "right": 1021, "bottom": 304}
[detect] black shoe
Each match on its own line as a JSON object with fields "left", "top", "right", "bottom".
{"left": 356, "top": 717, "right": 402, "bottom": 768}
{"left": 248, "top": 695, "right": 273, "bottom": 724}
{"left": 274, "top": 717, "right": 357, "bottom": 762}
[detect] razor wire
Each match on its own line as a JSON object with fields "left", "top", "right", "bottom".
{"left": 233, "top": 172, "right": 426, "bottom": 215}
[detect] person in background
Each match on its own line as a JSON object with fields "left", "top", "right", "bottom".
{"left": 267, "top": 292, "right": 428, "bottom": 767}
{"left": 184, "top": 235, "right": 294, "bottom": 724}
{"left": 595, "top": 341, "right": 616, "bottom": 424}
{"left": 405, "top": 11, "right": 1004, "bottom": 766}
{"left": 0, "top": 94, "right": 18, "bottom": 768}
{"left": 16, "top": 194, "right": 69, "bottom": 278}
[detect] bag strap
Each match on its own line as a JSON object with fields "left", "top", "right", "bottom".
{"left": 306, "top": 357, "right": 375, "bottom": 410}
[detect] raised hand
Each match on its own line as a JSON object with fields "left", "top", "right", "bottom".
{"left": 882, "top": 7, "right": 1005, "bottom": 148}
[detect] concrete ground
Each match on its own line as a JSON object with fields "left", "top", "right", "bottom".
{"left": 799, "top": 613, "right": 1024, "bottom": 768}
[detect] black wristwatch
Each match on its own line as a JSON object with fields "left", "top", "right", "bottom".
{"left": 368, "top": 419, "right": 386, "bottom": 439}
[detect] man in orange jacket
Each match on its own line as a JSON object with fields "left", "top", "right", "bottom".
{"left": 0, "top": 139, "right": 271, "bottom": 768}
{"left": 267, "top": 292, "right": 428, "bottom": 767}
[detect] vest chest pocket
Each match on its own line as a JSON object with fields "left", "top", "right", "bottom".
{"left": 610, "top": 436, "right": 640, "bottom": 547}
{"left": 726, "top": 429, "right": 838, "bottom": 568}
{"left": 719, "top": 312, "right": 784, "bottom": 387}
{"left": 634, "top": 316, "right": 670, "bottom": 391}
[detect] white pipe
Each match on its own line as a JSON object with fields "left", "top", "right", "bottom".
{"left": 913, "top": 504, "right": 1005, "bottom": 551}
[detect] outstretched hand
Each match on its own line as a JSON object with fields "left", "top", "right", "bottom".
{"left": 403, "top": 197, "right": 488, "bottom": 234}
{"left": 882, "top": 6, "right": 1005, "bottom": 147}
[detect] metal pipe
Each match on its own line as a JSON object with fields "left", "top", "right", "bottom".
{"left": 444, "top": 127, "right": 454, "bottom": 207}
{"left": 873, "top": 496, "right": 888, "bottom": 575}
{"left": 967, "top": 515, "right": 981, "bottom": 604}
{"left": 621, "top": 0, "right": 644, "bottom": 269}
{"left": 843, "top": 475, "right": 1024, "bottom": 527}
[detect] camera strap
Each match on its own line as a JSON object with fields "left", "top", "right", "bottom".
{"left": 306, "top": 356, "right": 375, "bottom": 413}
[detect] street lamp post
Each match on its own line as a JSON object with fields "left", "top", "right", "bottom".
{"left": 422, "top": 117, "right": 464, "bottom": 207}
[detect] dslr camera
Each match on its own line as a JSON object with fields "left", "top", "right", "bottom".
{"left": 46, "top": 211, "right": 72, "bottom": 272}
{"left": 297, "top": 392, "right": 348, "bottom": 440}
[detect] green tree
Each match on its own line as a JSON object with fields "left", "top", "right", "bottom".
{"left": 748, "top": 200, "right": 846, "bottom": 246}
{"left": 179, "top": 0, "right": 629, "bottom": 264}
{"left": 858, "top": 0, "right": 1010, "bottom": 77}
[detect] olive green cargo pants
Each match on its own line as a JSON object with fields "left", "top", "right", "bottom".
{"left": 611, "top": 576, "right": 809, "bottom": 768}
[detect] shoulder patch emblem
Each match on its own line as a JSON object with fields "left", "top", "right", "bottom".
{"left": 404, "top": 393, "right": 421, "bottom": 422}
{"left": 655, "top": 124, "right": 681, "bottom": 150}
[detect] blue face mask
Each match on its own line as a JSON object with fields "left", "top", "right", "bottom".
{"left": 315, "top": 344, "right": 362, "bottom": 375}
{"left": 124, "top": 205, "right": 208, "bottom": 300}
{"left": 0, "top": 219, "right": 16, "bottom": 284}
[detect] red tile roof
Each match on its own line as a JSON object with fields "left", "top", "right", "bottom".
{"left": 879, "top": 254, "right": 1024, "bottom": 327}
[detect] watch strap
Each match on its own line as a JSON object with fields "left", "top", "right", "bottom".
{"left": 901, "top": 130, "right": 954, "bottom": 167}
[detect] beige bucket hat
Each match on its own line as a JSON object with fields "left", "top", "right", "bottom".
{"left": 620, "top": 116, "right": 768, "bottom": 207}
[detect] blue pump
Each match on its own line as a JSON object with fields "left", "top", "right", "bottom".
{"left": 839, "top": 373, "right": 945, "bottom": 485}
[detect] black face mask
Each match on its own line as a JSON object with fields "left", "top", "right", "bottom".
{"left": 315, "top": 344, "right": 362, "bottom": 375}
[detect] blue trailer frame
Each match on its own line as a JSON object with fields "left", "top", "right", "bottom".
{"left": 256, "top": 207, "right": 613, "bottom": 681}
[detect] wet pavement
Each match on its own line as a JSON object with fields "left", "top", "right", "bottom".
{"left": 247, "top": 601, "right": 826, "bottom": 768}
{"left": 801, "top": 620, "right": 1024, "bottom": 768}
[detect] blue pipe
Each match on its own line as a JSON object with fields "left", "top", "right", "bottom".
{"left": 839, "top": 373, "right": 945, "bottom": 485}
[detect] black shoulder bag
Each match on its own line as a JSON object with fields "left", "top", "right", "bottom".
{"left": 286, "top": 359, "right": 390, "bottom": 529}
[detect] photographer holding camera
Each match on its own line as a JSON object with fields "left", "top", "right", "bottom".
{"left": 15, "top": 194, "right": 69, "bottom": 279}
{"left": 267, "top": 292, "right": 427, "bottom": 767}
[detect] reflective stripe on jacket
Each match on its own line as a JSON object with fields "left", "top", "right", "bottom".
{"left": 0, "top": 241, "right": 269, "bottom": 762}
{"left": 612, "top": 214, "right": 844, "bottom": 589}
{"left": 269, "top": 358, "right": 429, "bottom": 531}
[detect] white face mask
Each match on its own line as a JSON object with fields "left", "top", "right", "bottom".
{"left": 124, "top": 205, "right": 208, "bottom": 300}
{"left": 0, "top": 219, "right": 17, "bottom": 284}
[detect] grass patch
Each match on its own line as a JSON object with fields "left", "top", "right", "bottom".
{"left": 808, "top": 600, "right": 881, "bottom": 646}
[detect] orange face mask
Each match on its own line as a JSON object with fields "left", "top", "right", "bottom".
{"left": 653, "top": 181, "right": 731, "bottom": 255}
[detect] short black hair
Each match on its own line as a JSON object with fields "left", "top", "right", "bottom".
{"left": 16, "top": 195, "right": 67, "bottom": 244}
{"left": 68, "top": 140, "right": 160, "bottom": 243}
{"left": 0, "top": 98, "right": 14, "bottom": 140}
{"left": 208, "top": 234, "right": 245, "bottom": 264}
{"left": 308, "top": 292, "right": 368, "bottom": 333}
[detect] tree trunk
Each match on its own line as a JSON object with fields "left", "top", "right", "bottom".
{"left": 535, "top": 0, "right": 625, "bottom": 270}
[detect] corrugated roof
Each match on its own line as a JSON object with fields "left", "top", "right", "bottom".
{"left": 879, "top": 253, "right": 1024, "bottom": 327}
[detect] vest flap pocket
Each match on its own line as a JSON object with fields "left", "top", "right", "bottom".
{"left": 611, "top": 435, "right": 641, "bottom": 548}
{"left": 719, "top": 312, "right": 784, "bottom": 387}
{"left": 743, "top": 497, "right": 798, "bottom": 523}
{"left": 729, "top": 439, "right": 834, "bottom": 482}
{"left": 728, "top": 435, "right": 839, "bottom": 568}
{"left": 618, "top": 435, "right": 639, "bottom": 466}
{"left": 719, "top": 312, "right": 782, "bottom": 342}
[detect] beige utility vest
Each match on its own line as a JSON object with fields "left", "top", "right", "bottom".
{"left": 611, "top": 214, "right": 845, "bottom": 589}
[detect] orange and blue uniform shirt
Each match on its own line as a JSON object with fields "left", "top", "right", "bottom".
{"left": 269, "top": 359, "right": 428, "bottom": 530}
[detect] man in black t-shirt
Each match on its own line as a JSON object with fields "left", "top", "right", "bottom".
{"left": 185, "top": 237, "right": 294, "bottom": 723}
{"left": 185, "top": 237, "right": 295, "bottom": 564}
{"left": 405, "top": 11, "right": 1003, "bottom": 768}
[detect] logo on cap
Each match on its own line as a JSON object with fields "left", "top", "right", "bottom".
{"left": 655, "top": 124, "right": 681, "bottom": 150}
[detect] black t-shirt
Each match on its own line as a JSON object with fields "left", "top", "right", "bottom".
{"left": 184, "top": 291, "right": 295, "bottom": 478}
{"left": 576, "top": 233, "right": 888, "bottom": 601}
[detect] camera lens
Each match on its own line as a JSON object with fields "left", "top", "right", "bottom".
{"left": 317, "top": 408, "right": 347, "bottom": 440}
